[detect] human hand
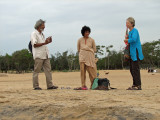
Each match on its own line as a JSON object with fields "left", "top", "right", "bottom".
{"left": 48, "top": 36, "right": 52, "bottom": 43}
{"left": 125, "top": 34, "right": 128, "bottom": 39}
{"left": 45, "top": 38, "right": 50, "bottom": 44}
{"left": 124, "top": 39, "right": 128, "bottom": 43}
{"left": 45, "top": 36, "right": 52, "bottom": 44}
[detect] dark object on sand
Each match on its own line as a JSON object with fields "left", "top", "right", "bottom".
{"left": 61, "top": 87, "right": 71, "bottom": 89}
{"left": 105, "top": 72, "right": 109, "bottom": 75}
{"left": 148, "top": 68, "right": 160, "bottom": 73}
{"left": 92, "top": 78, "right": 116, "bottom": 90}
{"left": 148, "top": 68, "right": 154, "bottom": 73}
{"left": 104, "top": 71, "right": 109, "bottom": 75}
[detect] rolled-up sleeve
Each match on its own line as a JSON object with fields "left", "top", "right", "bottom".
{"left": 31, "top": 33, "right": 38, "bottom": 45}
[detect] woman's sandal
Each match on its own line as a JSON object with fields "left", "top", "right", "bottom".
{"left": 127, "top": 85, "right": 142, "bottom": 90}
{"left": 74, "top": 86, "right": 88, "bottom": 90}
{"left": 127, "top": 85, "right": 135, "bottom": 90}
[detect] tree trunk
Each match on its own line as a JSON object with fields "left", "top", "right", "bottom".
{"left": 121, "top": 53, "right": 124, "bottom": 69}
{"left": 108, "top": 55, "right": 109, "bottom": 70}
{"left": 105, "top": 53, "right": 106, "bottom": 69}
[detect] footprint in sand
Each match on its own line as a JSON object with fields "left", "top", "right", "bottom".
{"left": 0, "top": 96, "right": 6, "bottom": 98}
{"left": 0, "top": 100, "right": 10, "bottom": 103}
{"left": 70, "top": 98, "right": 82, "bottom": 101}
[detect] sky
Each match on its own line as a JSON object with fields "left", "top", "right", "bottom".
{"left": 0, "top": 0, "right": 160, "bottom": 56}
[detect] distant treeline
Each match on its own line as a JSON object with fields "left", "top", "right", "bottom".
{"left": 0, "top": 40, "right": 160, "bottom": 73}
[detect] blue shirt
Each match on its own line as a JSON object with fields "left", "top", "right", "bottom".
{"left": 128, "top": 28, "right": 144, "bottom": 61}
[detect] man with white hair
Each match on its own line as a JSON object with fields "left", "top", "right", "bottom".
{"left": 31, "top": 19, "right": 58, "bottom": 90}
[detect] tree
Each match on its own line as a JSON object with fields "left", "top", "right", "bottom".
{"left": 106, "top": 45, "right": 113, "bottom": 69}
{"left": 0, "top": 56, "right": 8, "bottom": 73}
{"left": 120, "top": 46, "right": 124, "bottom": 69}
{"left": 142, "top": 40, "right": 160, "bottom": 68}
{"left": 12, "top": 49, "right": 33, "bottom": 73}
{"left": 96, "top": 45, "right": 105, "bottom": 58}
{"left": 67, "top": 50, "right": 75, "bottom": 71}
{"left": 0, "top": 40, "right": 160, "bottom": 72}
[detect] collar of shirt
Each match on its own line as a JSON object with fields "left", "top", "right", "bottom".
{"left": 35, "top": 29, "right": 45, "bottom": 39}
{"left": 35, "top": 29, "right": 45, "bottom": 36}
{"left": 129, "top": 28, "right": 135, "bottom": 34}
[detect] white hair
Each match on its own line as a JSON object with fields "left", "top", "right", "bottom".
{"left": 127, "top": 17, "right": 135, "bottom": 27}
{"left": 34, "top": 19, "right": 45, "bottom": 29}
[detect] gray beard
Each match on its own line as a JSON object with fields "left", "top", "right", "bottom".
{"left": 40, "top": 29, "right": 44, "bottom": 32}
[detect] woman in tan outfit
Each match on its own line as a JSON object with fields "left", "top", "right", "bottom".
{"left": 76, "top": 26, "right": 97, "bottom": 90}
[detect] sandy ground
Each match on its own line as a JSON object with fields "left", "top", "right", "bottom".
{"left": 0, "top": 70, "right": 160, "bottom": 120}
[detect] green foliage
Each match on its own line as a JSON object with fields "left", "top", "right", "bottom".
{"left": 2, "top": 49, "right": 33, "bottom": 73}
{"left": 11, "top": 49, "right": 34, "bottom": 73}
{"left": 0, "top": 40, "right": 159, "bottom": 73}
{"left": 142, "top": 40, "right": 160, "bottom": 68}
{"left": 50, "top": 51, "right": 79, "bottom": 71}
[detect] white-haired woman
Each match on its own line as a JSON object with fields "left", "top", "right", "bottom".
{"left": 124, "top": 17, "right": 144, "bottom": 90}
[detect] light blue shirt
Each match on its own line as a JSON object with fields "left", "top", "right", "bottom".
{"left": 128, "top": 28, "right": 144, "bottom": 61}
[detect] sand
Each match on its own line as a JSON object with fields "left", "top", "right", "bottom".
{"left": 0, "top": 74, "right": 8, "bottom": 77}
{"left": 0, "top": 70, "right": 160, "bottom": 120}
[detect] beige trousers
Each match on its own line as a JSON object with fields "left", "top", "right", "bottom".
{"left": 33, "top": 58, "right": 53, "bottom": 88}
{"left": 80, "top": 62, "right": 97, "bottom": 88}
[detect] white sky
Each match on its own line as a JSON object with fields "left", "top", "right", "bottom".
{"left": 0, "top": 0, "right": 160, "bottom": 55}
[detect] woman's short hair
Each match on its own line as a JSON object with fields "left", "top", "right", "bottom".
{"left": 34, "top": 19, "right": 45, "bottom": 29}
{"left": 127, "top": 17, "right": 135, "bottom": 27}
{"left": 81, "top": 26, "right": 91, "bottom": 36}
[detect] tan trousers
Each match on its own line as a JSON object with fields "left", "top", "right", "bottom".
{"left": 33, "top": 58, "right": 53, "bottom": 88}
{"left": 80, "top": 62, "right": 97, "bottom": 88}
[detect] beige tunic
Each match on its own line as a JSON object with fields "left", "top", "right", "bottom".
{"left": 77, "top": 37, "right": 96, "bottom": 68}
